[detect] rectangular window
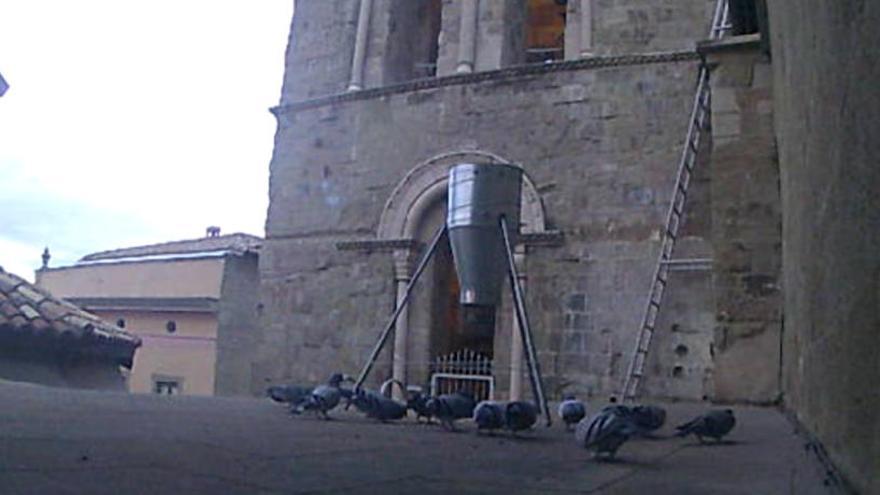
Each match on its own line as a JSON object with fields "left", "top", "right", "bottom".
{"left": 526, "top": 0, "right": 567, "bottom": 63}
{"left": 152, "top": 377, "right": 182, "bottom": 395}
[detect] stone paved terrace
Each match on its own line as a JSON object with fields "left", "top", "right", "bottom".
{"left": 0, "top": 380, "right": 841, "bottom": 494}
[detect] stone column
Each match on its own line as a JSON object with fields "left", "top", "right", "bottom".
{"left": 391, "top": 248, "right": 414, "bottom": 400}
{"left": 564, "top": 0, "right": 581, "bottom": 61}
{"left": 456, "top": 0, "right": 479, "bottom": 73}
{"left": 579, "top": 0, "right": 593, "bottom": 57}
{"left": 509, "top": 249, "right": 527, "bottom": 401}
{"left": 348, "top": 0, "right": 373, "bottom": 91}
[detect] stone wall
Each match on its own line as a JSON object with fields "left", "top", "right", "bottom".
{"left": 214, "top": 253, "right": 260, "bottom": 396}
{"left": 283, "top": 0, "right": 718, "bottom": 98}
{"left": 591, "top": 0, "right": 716, "bottom": 55}
{"left": 261, "top": 56, "right": 719, "bottom": 398}
{"left": 701, "top": 36, "right": 782, "bottom": 404}
{"left": 768, "top": 1, "right": 880, "bottom": 492}
{"left": 280, "top": 0, "right": 359, "bottom": 102}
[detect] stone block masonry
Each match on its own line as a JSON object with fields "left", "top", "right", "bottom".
{"left": 260, "top": 55, "right": 722, "bottom": 399}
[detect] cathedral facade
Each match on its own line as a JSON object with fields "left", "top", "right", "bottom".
{"left": 255, "top": 0, "right": 781, "bottom": 404}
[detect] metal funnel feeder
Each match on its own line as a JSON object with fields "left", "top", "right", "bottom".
{"left": 446, "top": 162, "right": 523, "bottom": 308}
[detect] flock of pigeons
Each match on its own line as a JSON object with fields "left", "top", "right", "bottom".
{"left": 267, "top": 373, "right": 737, "bottom": 460}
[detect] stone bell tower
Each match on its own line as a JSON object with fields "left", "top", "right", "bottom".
{"left": 256, "top": 0, "right": 782, "bottom": 407}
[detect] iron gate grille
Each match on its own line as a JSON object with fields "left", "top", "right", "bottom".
{"left": 429, "top": 349, "right": 494, "bottom": 401}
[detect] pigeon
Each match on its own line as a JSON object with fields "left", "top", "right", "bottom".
{"left": 558, "top": 396, "right": 587, "bottom": 431}
{"left": 600, "top": 404, "right": 632, "bottom": 416}
{"left": 406, "top": 389, "right": 434, "bottom": 424}
{"left": 630, "top": 405, "right": 666, "bottom": 435}
{"left": 575, "top": 407, "right": 639, "bottom": 460}
{"left": 426, "top": 391, "right": 476, "bottom": 431}
{"left": 473, "top": 401, "right": 504, "bottom": 435}
{"left": 296, "top": 373, "right": 353, "bottom": 419}
{"left": 266, "top": 384, "right": 313, "bottom": 411}
{"left": 348, "top": 388, "right": 408, "bottom": 422}
{"left": 675, "top": 409, "right": 736, "bottom": 443}
{"left": 504, "top": 401, "right": 538, "bottom": 435}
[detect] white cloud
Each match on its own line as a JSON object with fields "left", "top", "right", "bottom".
{"left": 0, "top": 1, "right": 292, "bottom": 276}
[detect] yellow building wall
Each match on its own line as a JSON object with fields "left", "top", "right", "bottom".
{"left": 96, "top": 310, "right": 218, "bottom": 396}
{"left": 37, "top": 258, "right": 225, "bottom": 299}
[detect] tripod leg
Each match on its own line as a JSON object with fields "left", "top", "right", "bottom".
{"left": 352, "top": 224, "right": 447, "bottom": 393}
{"left": 499, "top": 217, "right": 552, "bottom": 426}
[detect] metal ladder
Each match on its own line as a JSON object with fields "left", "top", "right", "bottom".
{"left": 619, "top": 0, "right": 731, "bottom": 402}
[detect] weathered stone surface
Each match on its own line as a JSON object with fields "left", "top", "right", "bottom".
{"left": 768, "top": 1, "right": 880, "bottom": 492}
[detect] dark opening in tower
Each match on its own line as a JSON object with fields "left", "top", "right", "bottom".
{"left": 431, "top": 231, "right": 495, "bottom": 359}
{"left": 526, "top": 0, "right": 567, "bottom": 63}
{"left": 415, "top": 0, "right": 443, "bottom": 77}
{"left": 385, "top": 0, "right": 443, "bottom": 83}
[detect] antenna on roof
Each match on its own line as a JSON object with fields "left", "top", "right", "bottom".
{"left": 206, "top": 226, "right": 221, "bottom": 238}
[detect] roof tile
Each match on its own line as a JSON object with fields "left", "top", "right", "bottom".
{"left": 1, "top": 301, "right": 19, "bottom": 318}
{"left": 0, "top": 271, "right": 22, "bottom": 293}
{"left": 0, "top": 265, "right": 141, "bottom": 367}
{"left": 36, "top": 300, "right": 70, "bottom": 321}
{"left": 9, "top": 315, "right": 28, "bottom": 329}
{"left": 16, "top": 285, "right": 47, "bottom": 304}
{"left": 19, "top": 304, "right": 41, "bottom": 320}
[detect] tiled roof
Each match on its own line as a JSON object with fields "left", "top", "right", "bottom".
{"left": 79, "top": 233, "right": 261, "bottom": 262}
{"left": 0, "top": 266, "right": 141, "bottom": 368}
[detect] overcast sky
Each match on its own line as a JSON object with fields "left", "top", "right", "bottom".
{"left": 0, "top": 1, "right": 293, "bottom": 280}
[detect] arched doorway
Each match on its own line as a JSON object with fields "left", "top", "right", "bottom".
{"left": 378, "top": 150, "right": 547, "bottom": 399}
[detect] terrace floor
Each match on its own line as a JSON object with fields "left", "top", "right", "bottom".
{"left": 0, "top": 380, "right": 839, "bottom": 494}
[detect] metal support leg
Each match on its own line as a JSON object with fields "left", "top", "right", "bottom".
{"left": 352, "top": 224, "right": 447, "bottom": 392}
{"left": 499, "top": 217, "right": 552, "bottom": 426}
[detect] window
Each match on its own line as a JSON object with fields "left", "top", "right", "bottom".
{"left": 153, "top": 379, "right": 181, "bottom": 395}
{"left": 384, "top": 0, "right": 443, "bottom": 82}
{"left": 165, "top": 320, "right": 177, "bottom": 333}
{"left": 414, "top": 0, "right": 442, "bottom": 77}
{"left": 526, "top": 0, "right": 567, "bottom": 63}
{"left": 728, "top": 0, "right": 762, "bottom": 36}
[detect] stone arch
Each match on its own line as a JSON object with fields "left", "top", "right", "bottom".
{"left": 380, "top": 149, "right": 545, "bottom": 401}
{"left": 377, "top": 150, "right": 547, "bottom": 240}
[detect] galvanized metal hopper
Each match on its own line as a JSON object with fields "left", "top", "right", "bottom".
{"left": 446, "top": 162, "right": 522, "bottom": 308}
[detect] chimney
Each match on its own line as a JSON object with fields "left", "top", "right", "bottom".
{"left": 206, "top": 226, "right": 221, "bottom": 238}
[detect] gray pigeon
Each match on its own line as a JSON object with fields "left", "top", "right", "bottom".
{"left": 504, "top": 401, "right": 538, "bottom": 435}
{"left": 406, "top": 389, "right": 434, "bottom": 424}
{"left": 575, "top": 407, "right": 639, "bottom": 460}
{"left": 267, "top": 384, "right": 313, "bottom": 411}
{"left": 675, "top": 409, "right": 736, "bottom": 443}
{"left": 297, "top": 373, "right": 353, "bottom": 419}
{"left": 348, "top": 388, "right": 408, "bottom": 422}
{"left": 473, "top": 401, "right": 504, "bottom": 435}
{"left": 558, "top": 396, "right": 587, "bottom": 431}
{"left": 427, "top": 391, "right": 476, "bottom": 431}
{"left": 630, "top": 405, "right": 666, "bottom": 435}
